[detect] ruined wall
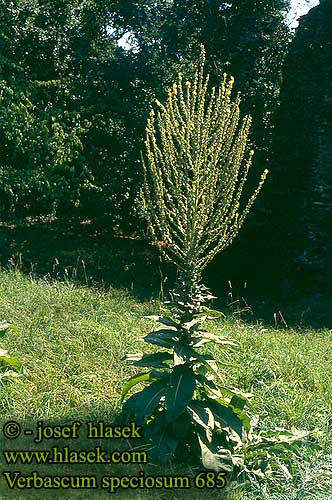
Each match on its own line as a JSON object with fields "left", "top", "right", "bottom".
{"left": 272, "top": 0, "right": 332, "bottom": 293}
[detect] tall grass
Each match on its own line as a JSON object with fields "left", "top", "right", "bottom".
{"left": 0, "top": 270, "right": 331, "bottom": 499}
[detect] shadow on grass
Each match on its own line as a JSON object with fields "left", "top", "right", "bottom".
{"left": 0, "top": 217, "right": 176, "bottom": 302}
{"left": 1, "top": 216, "right": 331, "bottom": 329}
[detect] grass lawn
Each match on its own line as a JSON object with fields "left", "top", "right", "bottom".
{"left": 0, "top": 270, "right": 331, "bottom": 499}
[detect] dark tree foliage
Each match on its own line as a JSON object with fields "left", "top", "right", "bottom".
{"left": 269, "top": 0, "right": 332, "bottom": 295}
{"left": 110, "top": 0, "right": 292, "bottom": 236}
{"left": 0, "top": 0, "right": 291, "bottom": 231}
{"left": 0, "top": 0, "right": 122, "bottom": 219}
{"left": 112, "top": 0, "right": 290, "bottom": 142}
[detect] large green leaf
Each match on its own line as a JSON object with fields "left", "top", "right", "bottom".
{"left": 173, "top": 342, "right": 199, "bottom": 362}
{"left": 200, "top": 355, "right": 223, "bottom": 380}
{"left": 193, "top": 310, "right": 226, "bottom": 320}
{"left": 195, "top": 374, "right": 218, "bottom": 392}
{"left": 218, "top": 387, "right": 252, "bottom": 409}
{"left": 173, "top": 342, "right": 217, "bottom": 363}
{"left": 230, "top": 394, "right": 248, "bottom": 411}
{"left": 145, "top": 315, "right": 179, "bottom": 328}
{"left": 123, "top": 377, "right": 169, "bottom": 422}
{"left": 182, "top": 316, "right": 207, "bottom": 331}
{"left": 171, "top": 412, "right": 192, "bottom": 439}
{"left": 120, "top": 371, "right": 151, "bottom": 402}
{"left": 145, "top": 413, "right": 178, "bottom": 464}
{"left": 188, "top": 401, "right": 214, "bottom": 442}
{"left": 198, "top": 436, "right": 234, "bottom": 473}
{"left": 205, "top": 398, "right": 250, "bottom": 437}
{"left": 165, "top": 364, "right": 196, "bottom": 422}
{"left": 149, "top": 431, "right": 179, "bottom": 464}
{"left": 143, "top": 329, "right": 180, "bottom": 348}
{"left": 192, "top": 332, "right": 238, "bottom": 348}
{"left": 124, "top": 352, "right": 172, "bottom": 368}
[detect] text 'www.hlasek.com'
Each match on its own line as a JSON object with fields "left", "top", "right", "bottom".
{"left": 1, "top": 420, "right": 227, "bottom": 494}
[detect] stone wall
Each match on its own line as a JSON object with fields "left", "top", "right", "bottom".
{"left": 272, "top": 0, "right": 332, "bottom": 293}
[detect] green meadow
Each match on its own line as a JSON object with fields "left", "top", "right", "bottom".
{"left": 0, "top": 270, "right": 331, "bottom": 499}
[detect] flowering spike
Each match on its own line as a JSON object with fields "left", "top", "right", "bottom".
{"left": 141, "top": 45, "right": 267, "bottom": 302}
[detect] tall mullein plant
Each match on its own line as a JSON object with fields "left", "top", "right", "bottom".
{"left": 141, "top": 47, "right": 268, "bottom": 309}
{"left": 121, "top": 48, "right": 269, "bottom": 474}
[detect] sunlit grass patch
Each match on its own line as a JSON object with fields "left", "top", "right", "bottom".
{"left": 0, "top": 270, "right": 331, "bottom": 499}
